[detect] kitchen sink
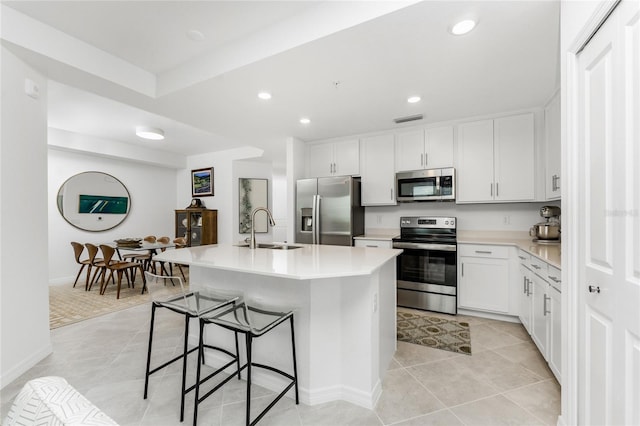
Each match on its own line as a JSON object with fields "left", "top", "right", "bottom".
{"left": 235, "top": 243, "right": 303, "bottom": 250}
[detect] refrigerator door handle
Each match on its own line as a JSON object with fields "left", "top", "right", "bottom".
{"left": 311, "top": 195, "right": 320, "bottom": 244}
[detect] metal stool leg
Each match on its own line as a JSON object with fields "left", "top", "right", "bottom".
{"left": 143, "top": 303, "right": 156, "bottom": 399}
{"left": 180, "top": 315, "right": 190, "bottom": 422}
{"left": 193, "top": 320, "right": 205, "bottom": 426}
{"left": 245, "top": 333, "right": 252, "bottom": 426}
{"left": 290, "top": 315, "right": 299, "bottom": 404}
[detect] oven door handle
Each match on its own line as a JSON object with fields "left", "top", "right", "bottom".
{"left": 392, "top": 242, "right": 457, "bottom": 251}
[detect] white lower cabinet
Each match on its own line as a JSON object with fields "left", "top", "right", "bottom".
{"left": 458, "top": 244, "right": 510, "bottom": 313}
{"left": 517, "top": 252, "right": 533, "bottom": 333}
{"left": 353, "top": 238, "right": 392, "bottom": 248}
{"left": 548, "top": 284, "right": 561, "bottom": 380}
{"left": 530, "top": 273, "right": 549, "bottom": 357}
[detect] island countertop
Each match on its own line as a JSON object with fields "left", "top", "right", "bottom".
{"left": 153, "top": 243, "right": 403, "bottom": 280}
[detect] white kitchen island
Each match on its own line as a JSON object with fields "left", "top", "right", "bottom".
{"left": 153, "top": 243, "right": 402, "bottom": 409}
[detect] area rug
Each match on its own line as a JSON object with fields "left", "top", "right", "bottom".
{"left": 49, "top": 275, "right": 187, "bottom": 329}
{"left": 397, "top": 310, "right": 472, "bottom": 355}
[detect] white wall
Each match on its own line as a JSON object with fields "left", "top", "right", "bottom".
{"left": 48, "top": 148, "right": 178, "bottom": 284}
{"left": 364, "top": 201, "right": 562, "bottom": 234}
{"left": 1, "top": 47, "right": 52, "bottom": 387}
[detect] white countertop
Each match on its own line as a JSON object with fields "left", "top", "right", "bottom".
{"left": 153, "top": 243, "right": 403, "bottom": 280}
{"left": 457, "top": 230, "right": 561, "bottom": 268}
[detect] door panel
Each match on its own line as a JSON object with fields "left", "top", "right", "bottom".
{"left": 577, "top": 2, "right": 640, "bottom": 424}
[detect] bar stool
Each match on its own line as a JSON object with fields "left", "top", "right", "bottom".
{"left": 142, "top": 272, "right": 240, "bottom": 422}
{"left": 193, "top": 298, "right": 299, "bottom": 426}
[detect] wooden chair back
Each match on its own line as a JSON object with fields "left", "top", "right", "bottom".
{"left": 157, "top": 236, "right": 171, "bottom": 244}
{"left": 144, "top": 235, "right": 157, "bottom": 243}
{"left": 173, "top": 237, "right": 187, "bottom": 248}
{"left": 71, "top": 242, "right": 85, "bottom": 263}
{"left": 85, "top": 243, "right": 101, "bottom": 264}
{"left": 100, "top": 244, "right": 116, "bottom": 265}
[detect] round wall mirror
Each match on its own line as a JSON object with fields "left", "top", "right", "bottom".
{"left": 57, "top": 171, "right": 131, "bottom": 232}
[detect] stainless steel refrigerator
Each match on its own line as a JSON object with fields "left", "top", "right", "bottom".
{"left": 295, "top": 176, "right": 364, "bottom": 246}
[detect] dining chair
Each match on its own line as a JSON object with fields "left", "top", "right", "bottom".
{"left": 70, "top": 242, "right": 92, "bottom": 289}
{"left": 123, "top": 235, "right": 157, "bottom": 272}
{"left": 150, "top": 236, "right": 172, "bottom": 275}
{"left": 171, "top": 237, "right": 188, "bottom": 280}
{"left": 84, "top": 243, "right": 112, "bottom": 291}
{"left": 99, "top": 244, "right": 145, "bottom": 299}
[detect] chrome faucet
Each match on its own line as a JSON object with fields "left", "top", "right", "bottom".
{"left": 249, "top": 207, "right": 276, "bottom": 249}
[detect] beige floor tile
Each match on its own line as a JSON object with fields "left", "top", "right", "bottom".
{"left": 504, "top": 379, "right": 561, "bottom": 425}
{"left": 374, "top": 368, "right": 444, "bottom": 424}
{"left": 450, "top": 394, "right": 545, "bottom": 425}
{"left": 492, "top": 341, "right": 555, "bottom": 380}
{"left": 470, "top": 323, "right": 527, "bottom": 351}
{"left": 484, "top": 320, "right": 531, "bottom": 341}
{"left": 407, "top": 358, "right": 500, "bottom": 407}
{"left": 298, "top": 400, "right": 382, "bottom": 425}
{"left": 448, "top": 350, "right": 544, "bottom": 391}
{"left": 393, "top": 341, "right": 462, "bottom": 368}
{"left": 392, "top": 409, "right": 464, "bottom": 426}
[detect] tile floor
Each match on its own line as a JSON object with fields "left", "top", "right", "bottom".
{"left": 1, "top": 304, "right": 560, "bottom": 425}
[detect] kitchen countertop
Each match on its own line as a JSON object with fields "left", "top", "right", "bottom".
{"left": 457, "top": 230, "right": 561, "bottom": 268}
{"left": 153, "top": 242, "right": 403, "bottom": 280}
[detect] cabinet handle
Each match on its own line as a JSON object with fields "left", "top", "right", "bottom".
{"left": 588, "top": 285, "right": 601, "bottom": 293}
{"left": 420, "top": 153, "right": 424, "bottom": 167}
{"left": 548, "top": 276, "right": 560, "bottom": 283}
{"left": 490, "top": 183, "right": 493, "bottom": 196}
{"left": 543, "top": 294, "right": 550, "bottom": 316}
{"left": 475, "top": 250, "right": 492, "bottom": 254}
{"left": 531, "top": 264, "right": 541, "bottom": 270}
{"left": 366, "top": 245, "right": 378, "bottom": 248}
{"left": 518, "top": 256, "right": 527, "bottom": 260}
{"left": 390, "top": 188, "right": 393, "bottom": 200}
{"left": 461, "top": 263, "right": 464, "bottom": 277}
{"left": 496, "top": 182, "right": 499, "bottom": 197}
{"left": 523, "top": 276, "right": 527, "bottom": 294}
{"left": 424, "top": 153, "right": 428, "bottom": 166}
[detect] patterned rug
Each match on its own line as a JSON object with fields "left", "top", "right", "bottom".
{"left": 49, "top": 272, "right": 187, "bottom": 329}
{"left": 397, "top": 310, "right": 472, "bottom": 355}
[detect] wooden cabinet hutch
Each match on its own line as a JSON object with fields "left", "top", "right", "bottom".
{"left": 175, "top": 209, "right": 217, "bottom": 246}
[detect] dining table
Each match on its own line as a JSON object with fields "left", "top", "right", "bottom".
{"left": 113, "top": 241, "right": 176, "bottom": 277}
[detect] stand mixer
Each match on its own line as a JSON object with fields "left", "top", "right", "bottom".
{"left": 530, "top": 205, "right": 561, "bottom": 243}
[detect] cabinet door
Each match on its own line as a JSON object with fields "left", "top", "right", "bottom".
{"left": 425, "top": 126, "right": 454, "bottom": 169}
{"left": 307, "top": 142, "right": 335, "bottom": 177}
{"left": 395, "top": 129, "right": 425, "bottom": 172}
{"left": 518, "top": 264, "right": 533, "bottom": 333}
{"left": 493, "top": 113, "right": 535, "bottom": 201}
{"left": 360, "top": 134, "right": 396, "bottom": 206}
{"left": 545, "top": 93, "right": 561, "bottom": 200}
{"left": 457, "top": 120, "right": 494, "bottom": 202}
{"left": 530, "top": 274, "right": 549, "bottom": 357}
{"left": 334, "top": 139, "right": 360, "bottom": 176}
{"left": 458, "top": 256, "right": 509, "bottom": 313}
{"left": 548, "top": 285, "right": 561, "bottom": 383}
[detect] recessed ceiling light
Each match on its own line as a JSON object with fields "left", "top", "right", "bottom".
{"left": 258, "top": 92, "right": 272, "bottom": 100}
{"left": 450, "top": 19, "right": 476, "bottom": 35}
{"left": 136, "top": 126, "right": 164, "bottom": 140}
{"left": 407, "top": 96, "right": 421, "bottom": 103}
{"left": 300, "top": 117, "right": 311, "bottom": 124}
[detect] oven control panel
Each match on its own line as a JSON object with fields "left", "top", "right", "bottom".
{"left": 400, "top": 216, "right": 456, "bottom": 229}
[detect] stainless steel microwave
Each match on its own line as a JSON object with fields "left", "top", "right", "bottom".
{"left": 396, "top": 168, "right": 456, "bottom": 202}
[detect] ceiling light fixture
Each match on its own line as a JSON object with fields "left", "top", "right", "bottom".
{"left": 258, "top": 92, "right": 272, "bottom": 100}
{"left": 300, "top": 117, "right": 311, "bottom": 124}
{"left": 450, "top": 19, "right": 476, "bottom": 35}
{"left": 135, "top": 126, "right": 165, "bottom": 140}
{"left": 407, "top": 96, "right": 421, "bottom": 103}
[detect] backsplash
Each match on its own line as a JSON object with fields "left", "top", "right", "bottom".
{"left": 364, "top": 200, "right": 561, "bottom": 232}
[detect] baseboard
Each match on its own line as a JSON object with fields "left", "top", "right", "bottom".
{"left": 457, "top": 308, "right": 521, "bottom": 323}
{"left": 0, "top": 343, "right": 53, "bottom": 390}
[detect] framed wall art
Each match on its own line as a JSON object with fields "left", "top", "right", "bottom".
{"left": 239, "top": 178, "right": 268, "bottom": 233}
{"left": 191, "top": 167, "right": 214, "bottom": 197}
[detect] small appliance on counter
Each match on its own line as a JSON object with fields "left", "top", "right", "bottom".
{"left": 530, "top": 205, "right": 561, "bottom": 243}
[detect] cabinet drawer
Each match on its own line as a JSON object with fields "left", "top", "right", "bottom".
{"left": 529, "top": 256, "right": 549, "bottom": 277}
{"left": 547, "top": 265, "right": 561, "bottom": 291}
{"left": 517, "top": 250, "right": 530, "bottom": 265}
{"left": 458, "top": 244, "right": 509, "bottom": 259}
{"left": 354, "top": 239, "right": 392, "bottom": 248}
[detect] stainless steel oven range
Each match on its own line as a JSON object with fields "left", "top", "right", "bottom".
{"left": 393, "top": 216, "right": 457, "bottom": 315}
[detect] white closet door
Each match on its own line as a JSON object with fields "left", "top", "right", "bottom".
{"left": 576, "top": 2, "right": 640, "bottom": 425}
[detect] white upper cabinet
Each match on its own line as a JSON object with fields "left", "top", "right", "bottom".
{"left": 544, "top": 92, "right": 561, "bottom": 200}
{"left": 307, "top": 139, "right": 359, "bottom": 178}
{"left": 360, "top": 134, "right": 396, "bottom": 206}
{"left": 457, "top": 113, "right": 535, "bottom": 203}
{"left": 395, "top": 126, "right": 454, "bottom": 172}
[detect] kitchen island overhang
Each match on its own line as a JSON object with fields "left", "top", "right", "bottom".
{"left": 153, "top": 243, "right": 402, "bottom": 409}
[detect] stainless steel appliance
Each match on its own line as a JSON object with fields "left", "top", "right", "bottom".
{"left": 395, "top": 168, "right": 455, "bottom": 202}
{"left": 393, "top": 216, "right": 457, "bottom": 314}
{"left": 530, "top": 205, "right": 561, "bottom": 243}
{"left": 295, "top": 176, "right": 364, "bottom": 246}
